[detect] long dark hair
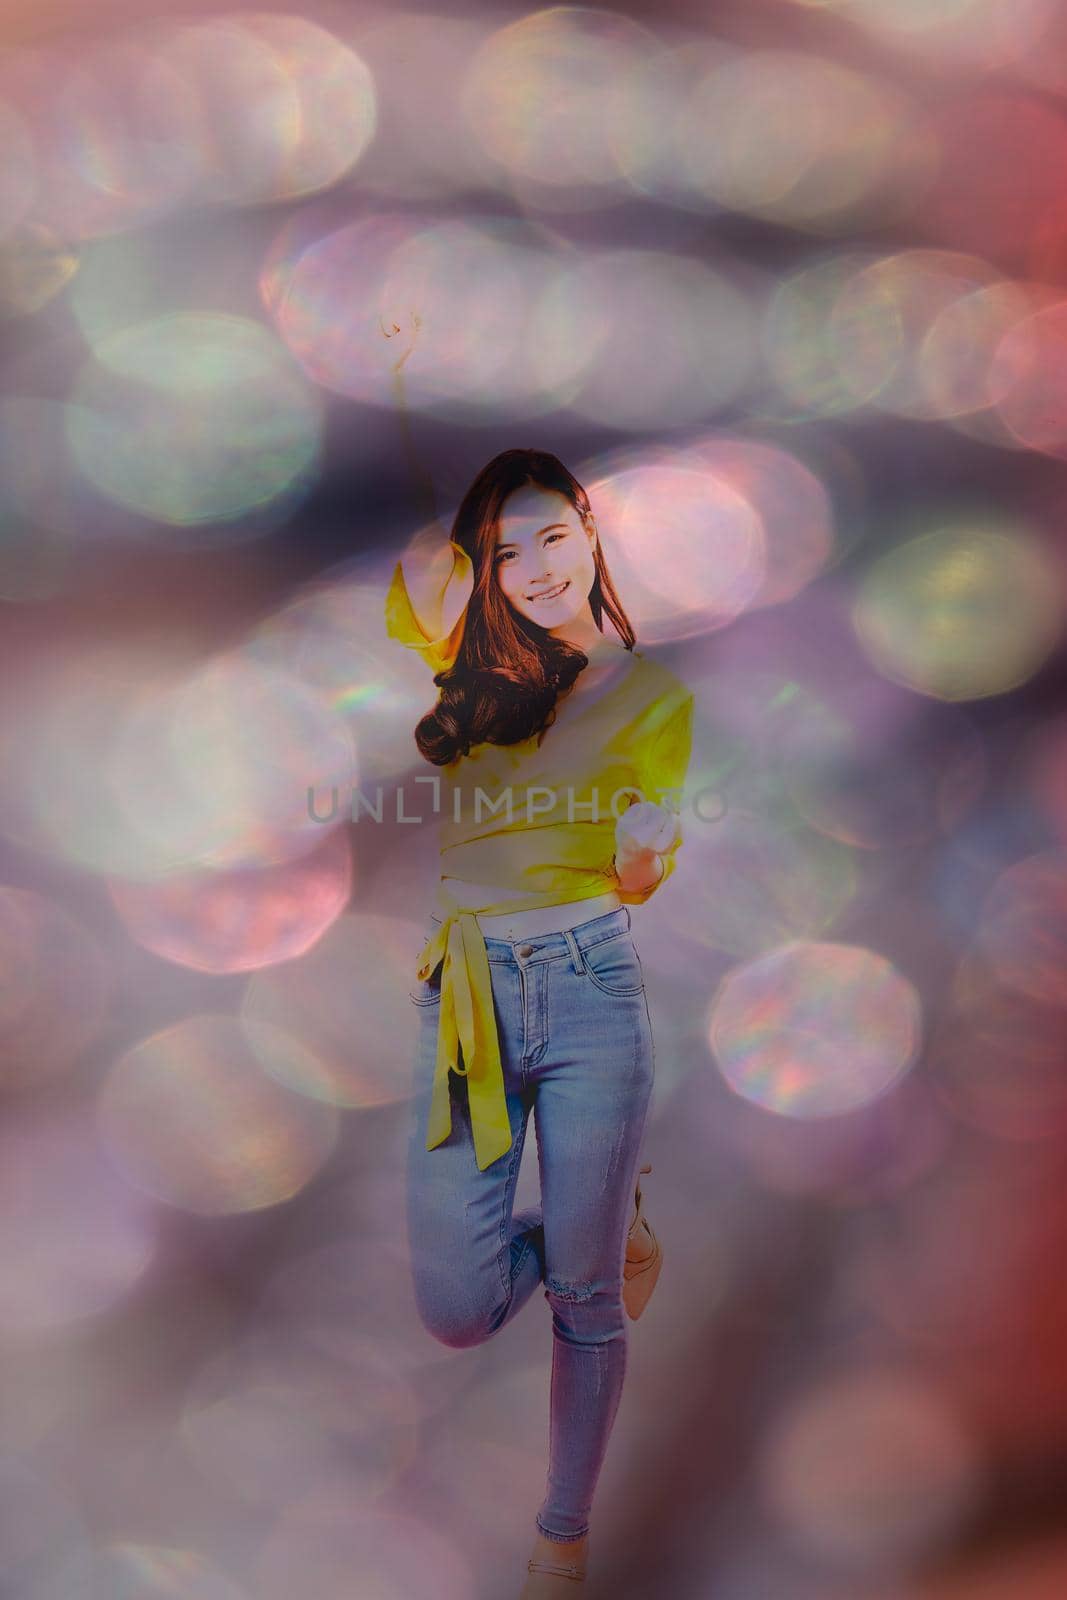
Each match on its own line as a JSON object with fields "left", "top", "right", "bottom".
{"left": 415, "top": 449, "right": 636, "bottom": 766}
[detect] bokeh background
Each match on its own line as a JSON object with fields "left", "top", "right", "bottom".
{"left": 3, "top": 0, "right": 1067, "bottom": 1595}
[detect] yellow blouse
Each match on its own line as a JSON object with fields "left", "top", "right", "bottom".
{"left": 385, "top": 539, "right": 694, "bottom": 1171}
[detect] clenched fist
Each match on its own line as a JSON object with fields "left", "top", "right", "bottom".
{"left": 614, "top": 800, "right": 681, "bottom": 864}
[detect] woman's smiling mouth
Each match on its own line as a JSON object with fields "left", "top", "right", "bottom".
{"left": 528, "top": 580, "right": 570, "bottom": 602}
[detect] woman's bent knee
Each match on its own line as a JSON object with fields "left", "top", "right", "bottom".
{"left": 544, "top": 1279, "right": 626, "bottom": 1345}
{"left": 413, "top": 1279, "right": 501, "bottom": 1351}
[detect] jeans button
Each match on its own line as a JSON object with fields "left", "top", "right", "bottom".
{"left": 517, "top": 943, "right": 534, "bottom": 958}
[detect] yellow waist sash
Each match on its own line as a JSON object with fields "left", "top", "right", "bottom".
{"left": 414, "top": 882, "right": 615, "bottom": 1171}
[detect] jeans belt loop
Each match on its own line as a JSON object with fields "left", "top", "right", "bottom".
{"left": 562, "top": 926, "right": 585, "bottom": 978}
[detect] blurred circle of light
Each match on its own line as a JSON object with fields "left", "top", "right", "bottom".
{"left": 919, "top": 93, "right": 1067, "bottom": 268}
{"left": 588, "top": 451, "right": 766, "bottom": 641}
{"left": 1026, "top": 715, "right": 1067, "bottom": 849}
{"left": 108, "top": 650, "right": 357, "bottom": 875}
{"left": 257, "top": 1505, "right": 471, "bottom": 1600}
{"left": 0, "top": 39, "right": 205, "bottom": 240}
{"left": 760, "top": 1370, "right": 984, "bottom": 1568}
{"left": 258, "top": 1234, "right": 469, "bottom": 1385}
{"left": 0, "top": 50, "right": 127, "bottom": 240}
{"left": 350, "top": 13, "right": 506, "bottom": 201}
{"left": 852, "top": 522, "right": 1064, "bottom": 702}
{"left": 0, "top": 1114, "right": 156, "bottom": 1333}
{"left": 801, "top": 0, "right": 1057, "bottom": 73}
{"left": 446, "top": 1361, "right": 549, "bottom": 1468}
{"left": 267, "top": 212, "right": 582, "bottom": 422}
{"left": 990, "top": 301, "right": 1067, "bottom": 459}
{"left": 106, "top": 825, "right": 352, "bottom": 975}
{"left": 38, "top": 36, "right": 204, "bottom": 237}
{"left": 0, "top": 888, "right": 112, "bottom": 1092}
{"left": 0, "top": 1458, "right": 93, "bottom": 1599}
{"left": 97, "top": 1015, "right": 339, "bottom": 1215}
{"left": 677, "top": 51, "right": 934, "bottom": 232}
{"left": 0, "top": 645, "right": 354, "bottom": 881}
{"left": 218, "top": 14, "right": 376, "bottom": 200}
{"left": 935, "top": 949, "right": 1067, "bottom": 1143}
{"left": 919, "top": 279, "right": 1056, "bottom": 448}
{"left": 0, "top": 642, "right": 355, "bottom": 882}
{"left": 246, "top": 560, "right": 432, "bottom": 784}
{"left": 65, "top": 312, "right": 323, "bottom": 531}
{"left": 853, "top": 0, "right": 1021, "bottom": 37}
{"left": 710, "top": 941, "right": 922, "bottom": 1117}
{"left": 779, "top": 683, "right": 986, "bottom": 851}
{"left": 763, "top": 251, "right": 886, "bottom": 419}
{"left": 0, "top": 224, "right": 78, "bottom": 319}
{"left": 242, "top": 913, "right": 430, "bottom": 1109}
{"left": 717, "top": 1066, "right": 950, "bottom": 1204}
{"left": 181, "top": 1336, "right": 417, "bottom": 1511}
{"left": 67, "top": 227, "right": 254, "bottom": 351}
{"left": 144, "top": 15, "right": 375, "bottom": 209}
{"left": 459, "top": 7, "right": 658, "bottom": 208}
{"left": 973, "top": 852, "right": 1067, "bottom": 1007}
{"left": 680, "top": 436, "right": 836, "bottom": 607}
{"left": 0, "top": 644, "right": 177, "bottom": 877}
{"left": 1017, "top": 6, "right": 1067, "bottom": 97}
{"left": 858, "top": 1160, "right": 1054, "bottom": 1360}
{"left": 675, "top": 812, "right": 858, "bottom": 960}
{"left": 829, "top": 249, "right": 1001, "bottom": 420}
{"left": 608, "top": 37, "right": 738, "bottom": 208}
{"left": 533, "top": 250, "right": 758, "bottom": 430}
{"left": 88, "top": 1546, "right": 249, "bottom": 1600}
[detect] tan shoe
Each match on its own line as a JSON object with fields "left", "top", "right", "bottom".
{"left": 623, "top": 1162, "right": 662, "bottom": 1320}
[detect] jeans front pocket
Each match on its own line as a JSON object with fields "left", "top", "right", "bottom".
{"left": 581, "top": 931, "right": 645, "bottom": 997}
{"left": 409, "top": 958, "right": 443, "bottom": 1006}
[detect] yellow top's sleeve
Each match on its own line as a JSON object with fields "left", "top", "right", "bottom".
{"left": 617, "top": 689, "right": 695, "bottom": 905}
{"left": 383, "top": 538, "right": 474, "bottom": 677}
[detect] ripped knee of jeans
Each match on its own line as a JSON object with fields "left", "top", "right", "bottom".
{"left": 546, "top": 1275, "right": 595, "bottom": 1304}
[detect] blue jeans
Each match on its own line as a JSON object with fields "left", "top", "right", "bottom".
{"left": 406, "top": 904, "right": 655, "bottom": 1543}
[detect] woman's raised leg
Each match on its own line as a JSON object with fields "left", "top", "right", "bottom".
{"left": 406, "top": 1005, "right": 546, "bottom": 1350}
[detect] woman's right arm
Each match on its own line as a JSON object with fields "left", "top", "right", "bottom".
{"left": 384, "top": 527, "right": 474, "bottom": 677}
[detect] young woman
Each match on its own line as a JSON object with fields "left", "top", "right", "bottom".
{"left": 384, "top": 448, "right": 694, "bottom": 1595}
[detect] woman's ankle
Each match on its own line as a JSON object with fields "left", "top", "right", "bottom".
{"left": 532, "top": 1526, "right": 589, "bottom": 1558}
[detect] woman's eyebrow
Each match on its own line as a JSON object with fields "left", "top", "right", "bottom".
{"left": 496, "top": 522, "right": 569, "bottom": 550}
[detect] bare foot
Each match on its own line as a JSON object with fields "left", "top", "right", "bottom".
{"left": 519, "top": 1529, "right": 589, "bottom": 1596}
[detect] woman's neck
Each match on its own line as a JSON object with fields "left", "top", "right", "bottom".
{"left": 547, "top": 608, "right": 627, "bottom": 663}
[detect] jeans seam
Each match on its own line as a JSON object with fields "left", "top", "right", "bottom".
{"left": 495, "top": 1123, "right": 526, "bottom": 1301}
{"left": 577, "top": 924, "right": 631, "bottom": 957}
{"left": 581, "top": 968, "right": 645, "bottom": 998}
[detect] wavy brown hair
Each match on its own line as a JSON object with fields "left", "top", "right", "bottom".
{"left": 415, "top": 449, "right": 636, "bottom": 766}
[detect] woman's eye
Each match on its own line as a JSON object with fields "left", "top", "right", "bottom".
{"left": 495, "top": 531, "right": 565, "bottom": 564}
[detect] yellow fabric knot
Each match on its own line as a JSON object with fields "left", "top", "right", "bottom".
{"left": 414, "top": 889, "right": 512, "bottom": 1172}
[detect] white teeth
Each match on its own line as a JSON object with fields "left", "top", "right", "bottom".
{"left": 529, "top": 581, "right": 568, "bottom": 601}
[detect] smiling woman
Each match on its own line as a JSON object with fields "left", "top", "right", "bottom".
{"left": 387, "top": 449, "right": 638, "bottom": 767}
{"left": 492, "top": 490, "right": 595, "bottom": 625}
{"left": 383, "top": 447, "right": 694, "bottom": 1597}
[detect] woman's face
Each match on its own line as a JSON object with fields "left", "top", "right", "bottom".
{"left": 493, "top": 484, "right": 597, "bottom": 630}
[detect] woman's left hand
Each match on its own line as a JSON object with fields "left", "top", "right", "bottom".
{"left": 614, "top": 801, "right": 681, "bottom": 863}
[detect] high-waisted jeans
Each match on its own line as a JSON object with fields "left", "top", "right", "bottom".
{"left": 406, "top": 903, "right": 655, "bottom": 1543}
